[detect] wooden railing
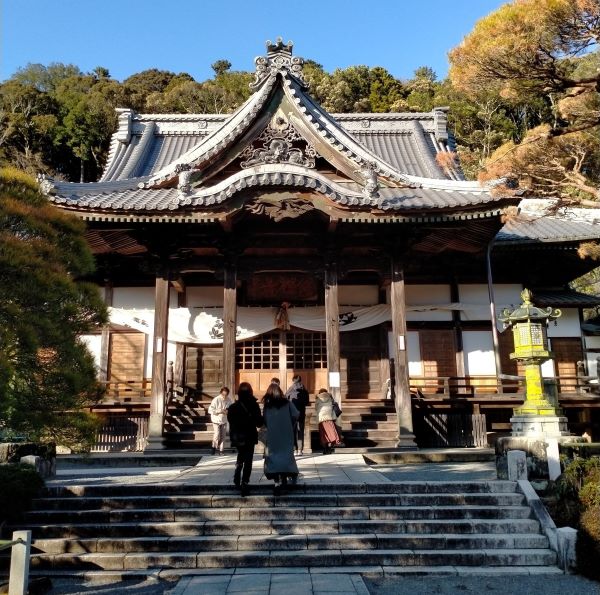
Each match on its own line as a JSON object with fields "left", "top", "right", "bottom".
{"left": 92, "top": 414, "right": 149, "bottom": 452}
{"left": 410, "top": 376, "right": 524, "bottom": 397}
{"left": 99, "top": 380, "right": 152, "bottom": 400}
{"left": 410, "top": 375, "right": 599, "bottom": 398}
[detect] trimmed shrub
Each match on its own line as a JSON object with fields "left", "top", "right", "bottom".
{"left": 548, "top": 456, "right": 600, "bottom": 580}
{"left": 0, "top": 464, "right": 44, "bottom": 525}
{"left": 577, "top": 505, "right": 600, "bottom": 581}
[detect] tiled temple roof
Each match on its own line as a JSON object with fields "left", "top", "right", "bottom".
{"left": 39, "top": 39, "right": 507, "bottom": 218}
{"left": 497, "top": 199, "right": 600, "bottom": 244}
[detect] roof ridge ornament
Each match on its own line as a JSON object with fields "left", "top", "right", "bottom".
{"left": 250, "top": 37, "right": 308, "bottom": 92}
{"left": 355, "top": 162, "right": 380, "bottom": 201}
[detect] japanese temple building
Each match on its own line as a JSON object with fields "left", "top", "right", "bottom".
{"left": 40, "top": 40, "right": 600, "bottom": 450}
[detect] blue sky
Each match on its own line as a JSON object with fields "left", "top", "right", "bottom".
{"left": 2, "top": 0, "right": 507, "bottom": 82}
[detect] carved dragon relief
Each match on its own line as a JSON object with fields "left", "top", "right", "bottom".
{"left": 240, "top": 115, "right": 316, "bottom": 169}
{"left": 245, "top": 196, "right": 313, "bottom": 222}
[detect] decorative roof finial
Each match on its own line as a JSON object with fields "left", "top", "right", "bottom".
{"left": 250, "top": 37, "right": 308, "bottom": 91}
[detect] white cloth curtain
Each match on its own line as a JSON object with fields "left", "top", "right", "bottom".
{"left": 108, "top": 302, "right": 481, "bottom": 345}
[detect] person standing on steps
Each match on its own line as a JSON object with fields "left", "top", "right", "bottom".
{"left": 227, "top": 382, "right": 263, "bottom": 496}
{"left": 315, "top": 388, "right": 343, "bottom": 454}
{"left": 262, "top": 383, "right": 299, "bottom": 496}
{"left": 208, "top": 387, "right": 233, "bottom": 455}
{"left": 285, "top": 374, "right": 310, "bottom": 455}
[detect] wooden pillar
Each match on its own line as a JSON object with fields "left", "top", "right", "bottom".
{"left": 325, "top": 261, "right": 341, "bottom": 404}
{"left": 451, "top": 278, "right": 466, "bottom": 382}
{"left": 146, "top": 273, "right": 170, "bottom": 450}
{"left": 174, "top": 288, "right": 187, "bottom": 390}
{"left": 390, "top": 258, "right": 416, "bottom": 448}
{"left": 98, "top": 282, "right": 113, "bottom": 384}
{"left": 222, "top": 263, "right": 237, "bottom": 392}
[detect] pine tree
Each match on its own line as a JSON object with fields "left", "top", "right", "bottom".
{"left": 0, "top": 168, "right": 107, "bottom": 449}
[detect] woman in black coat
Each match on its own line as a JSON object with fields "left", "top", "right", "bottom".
{"left": 227, "top": 382, "right": 263, "bottom": 496}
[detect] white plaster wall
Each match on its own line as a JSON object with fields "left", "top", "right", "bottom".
{"left": 459, "top": 283, "right": 522, "bottom": 323}
{"left": 79, "top": 334, "right": 102, "bottom": 375}
{"left": 339, "top": 285, "right": 379, "bottom": 306}
{"left": 187, "top": 286, "right": 223, "bottom": 307}
{"left": 388, "top": 330, "right": 423, "bottom": 376}
{"left": 407, "top": 331, "right": 423, "bottom": 376}
{"left": 112, "top": 287, "right": 155, "bottom": 309}
{"left": 404, "top": 284, "right": 452, "bottom": 321}
{"left": 584, "top": 337, "right": 600, "bottom": 378}
{"left": 112, "top": 286, "right": 177, "bottom": 379}
{"left": 547, "top": 309, "right": 581, "bottom": 338}
{"left": 463, "top": 331, "right": 496, "bottom": 375}
{"left": 541, "top": 358, "right": 556, "bottom": 378}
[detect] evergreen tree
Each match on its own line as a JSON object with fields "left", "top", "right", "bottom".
{"left": 0, "top": 168, "right": 107, "bottom": 448}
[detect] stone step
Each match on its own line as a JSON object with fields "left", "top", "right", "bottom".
{"left": 31, "top": 532, "right": 549, "bottom": 555}
{"left": 24, "top": 518, "right": 543, "bottom": 539}
{"left": 41, "top": 481, "right": 518, "bottom": 498}
{"left": 26, "top": 548, "right": 557, "bottom": 570}
{"left": 32, "top": 492, "right": 524, "bottom": 511}
{"left": 24, "top": 503, "right": 532, "bottom": 525}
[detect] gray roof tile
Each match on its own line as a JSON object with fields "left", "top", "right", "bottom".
{"left": 497, "top": 217, "right": 600, "bottom": 243}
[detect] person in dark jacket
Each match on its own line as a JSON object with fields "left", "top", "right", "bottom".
{"left": 227, "top": 382, "right": 263, "bottom": 496}
{"left": 263, "top": 383, "right": 299, "bottom": 496}
{"left": 285, "top": 374, "right": 310, "bottom": 454}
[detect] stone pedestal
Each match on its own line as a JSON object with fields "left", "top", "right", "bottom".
{"left": 144, "top": 414, "right": 166, "bottom": 451}
{"left": 496, "top": 435, "right": 585, "bottom": 480}
{"left": 510, "top": 414, "right": 570, "bottom": 438}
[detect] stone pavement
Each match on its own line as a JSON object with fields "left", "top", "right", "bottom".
{"left": 169, "top": 572, "right": 369, "bottom": 595}
{"left": 48, "top": 452, "right": 392, "bottom": 488}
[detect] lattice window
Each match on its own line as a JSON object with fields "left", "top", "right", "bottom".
{"left": 287, "top": 332, "right": 326, "bottom": 370}
{"left": 235, "top": 333, "right": 280, "bottom": 370}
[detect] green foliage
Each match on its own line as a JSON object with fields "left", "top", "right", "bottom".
{"left": 578, "top": 505, "right": 600, "bottom": 580}
{"left": 449, "top": 0, "right": 600, "bottom": 201}
{"left": 0, "top": 168, "right": 107, "bottom": 449}
{"left": 0, "top": 463, "right": 44, "bottom": 523}
{"left": 547, "top": 456, "right": 600, "bottom": 578}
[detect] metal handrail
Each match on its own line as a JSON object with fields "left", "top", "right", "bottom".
{"left": 0, "top": 538, "right": 24, "bottom": 552}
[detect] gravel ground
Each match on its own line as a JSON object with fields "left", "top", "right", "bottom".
{"left": 364, "top": 574, "right": 600, "bottom": 595}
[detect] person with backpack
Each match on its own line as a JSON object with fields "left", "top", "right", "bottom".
{"left": 227, "top": 382, "right": 263, "bottom": 496}
{"left": 285, "top": 374, "right": 310, "bottom": 455}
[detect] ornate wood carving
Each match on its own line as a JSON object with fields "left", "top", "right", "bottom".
{"left": 246, "top": 197, "right": 313, "bottom": 221}
{"left": 246, "top": 273, "right": 319, "bottom": 303}
{"left": 240, "top": 116, "right": 316, "bottom": 169}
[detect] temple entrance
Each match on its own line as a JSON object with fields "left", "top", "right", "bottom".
{"left": 235, "top": 330, "right": 328, "bottom": 394}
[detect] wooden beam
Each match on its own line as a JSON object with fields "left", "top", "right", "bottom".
{"left": 222, "top": 263, "right": 237, "bottom": 392}
{"left": 390, "top": 257, "right": 416, "bottom": 448}
{"left": 451, "top": 277, "right": 466, "bottom": 379}
{"left": 98, "top": 282, "right": 113, "bottom": 383}
{"left": 325, "top": 260, "right": 341, "bottom": 404}
{"left": 174, "top": 288, "right": 187, "bottom": 388}
{"left": 146, "top": 273, "right": 170, "bottom": 450}
{"left": 171, "top": 277, "right": 185, "bottom": 293}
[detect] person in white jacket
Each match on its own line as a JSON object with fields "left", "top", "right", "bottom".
{"left": 314, "top": 388, "right": 343, "bottom": 455}
{"left": 208, "top": 387, "right": 233, "bottom": 455}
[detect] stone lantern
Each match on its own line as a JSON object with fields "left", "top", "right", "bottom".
{"left": 499, "top": 288, "right": 569, "bottom": 438}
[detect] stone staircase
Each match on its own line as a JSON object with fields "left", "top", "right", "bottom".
{"left": 163, "top": 397, "right": 398, "bottom": 450}
{"left": 9, "top": 481, "right": 558, "bottom": 575}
